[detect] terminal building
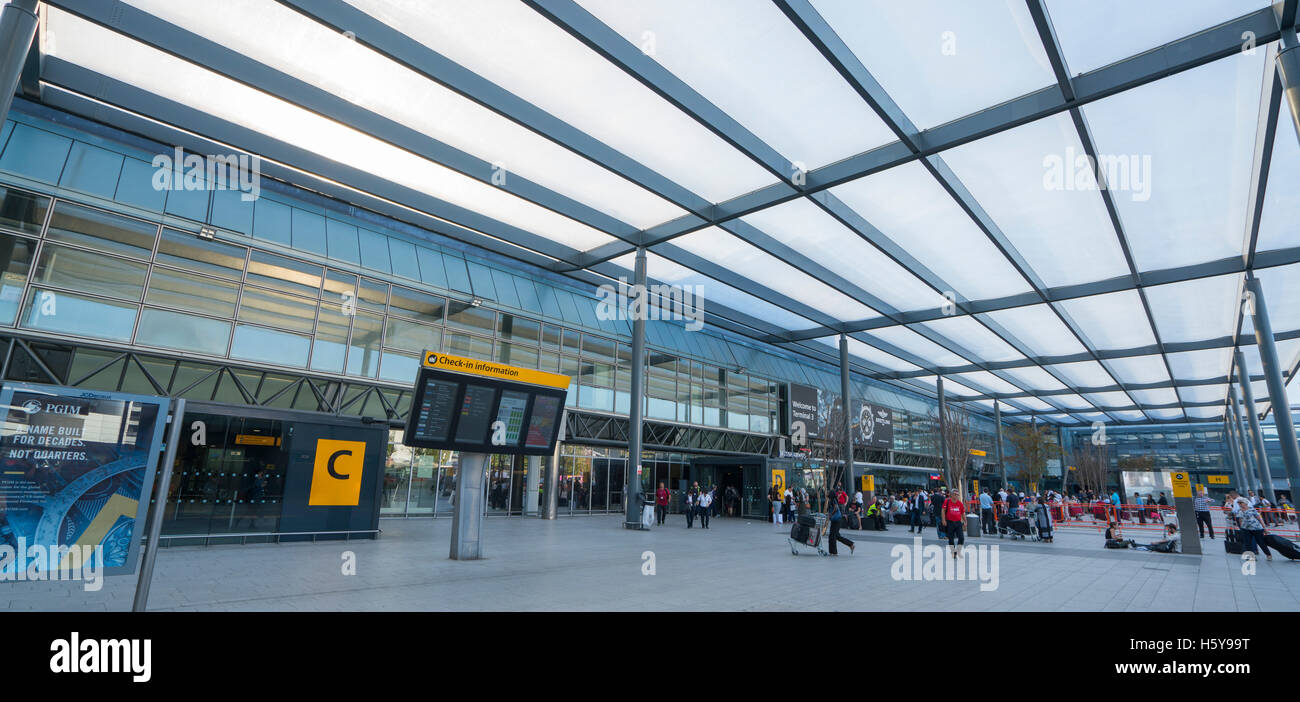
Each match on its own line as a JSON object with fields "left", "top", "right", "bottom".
{"left": 0, "top": 0, "right": 1298, "bottom": 544}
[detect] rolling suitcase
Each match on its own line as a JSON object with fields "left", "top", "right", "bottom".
{"left": 798, "top": 514, "right": 817, "bottom": 528}
{"left": 1263, "top": 533, "right": 1300, "bottom": 560}
{"left": 789, "top": 522, "right": 810, "bottom": 543}
{"left": 1224, "top": 529, "right": 1244, "bottom": 555}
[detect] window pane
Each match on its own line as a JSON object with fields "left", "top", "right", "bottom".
{"left": 445, "top": 331, "right": 492, "bottom": 359}
{"left": 0, "top": 186, "right": 49, "bottom": 235}
{"left": 237, "top": 286, "right": 317, "bottom": 333}
{"left": 323, "top": 268, "right": 356, "bottom": 300}
{"left": 346, "top": 312, "right": 383, "bottom": 377}
{"left": 0, "top": 233, "right": 35, "bottom": 325}
{"left": 311, "top": 304, "right": 350, "bottom": 373}
{"left": 498, "top": 314, "right": 540, "bottom": 344}
{"left": 495, "top": 341, "right": 539, "bottom": 369}
{"left": 21, "top": 287, "right": 136, "bottom": 341}
{"left": 582, "top": 334, "right": 615, "bottom": 361}
{"left": 379, "top": 351, "right": 419, "bottom": 383}
{"left": 358, "top": 277, "right": 387, "bottom": 312}
{"left": 145, "top": 267, "right": 239, "bottom": 317}
{"left": 156, "top": 229, "right": 246, "bottom": 279}
{"left": 389, "top": 285, "right": 445, "bottom": 323}
{"left": 542, "top": 324, "right": 561, "bottom": 348}
{"left": 446, "top": 300, "right": 495, "bottom": 334}
{"left": 35, "top": 243, "right": 147, "bottom": 300}
{"left": 136, "top": 307, "right": 231, "bottom": 354}
{"left": 246, "top": 250, "right": 323, "bottom": 296}
{"left": 384, "top": 317, "right": 441, "bottom": 354}
{"left": 46, "top": 202, "right": 156, "bottom": 257}
{"left": 230, "top": 324, "right": 310, "bottom": 367}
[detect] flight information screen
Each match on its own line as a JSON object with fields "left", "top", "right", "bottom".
{"left": 410, "top": 377, "right": 459, "bottom": 443}
{"left": 524, "top": 395, "right": 561, "bottom": 449}
{"left": 493, "top": 390, "right": 529, "bottom": 446}
{"left": 453, "top": 384, "right": 496, "bottom": 444}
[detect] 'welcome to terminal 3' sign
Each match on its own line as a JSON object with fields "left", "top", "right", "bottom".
{"left": 402, "top": 351, "right": 569, "bottom": 456}
{"left": 787, "top": 383, "right": 893, "bottom": 449}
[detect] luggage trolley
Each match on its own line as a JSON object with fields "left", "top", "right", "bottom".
{"left": 789, "top": 513, "right": 829, "bottom": 556}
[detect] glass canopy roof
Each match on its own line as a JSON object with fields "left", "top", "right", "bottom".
{"left": 34, "top": 0, "right": 1300, "bottom": 425}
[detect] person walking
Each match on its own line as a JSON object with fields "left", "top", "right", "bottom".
{"left": 1109, "top": 489, "right": 1122, "bottom": 522}
{"left": 1193, "top": 488, "right": 1214, "bottom": 539}
{"left": 698, "top": 488, "right": 712, "bottom": 529}
{"left": 909, "top": 488, "right": 927, "bottom": 534}
{"left": 979, "top": 488, "right": 995, "bottom": 534}
{"left": 826, "top": 497, "right": 855, "bottom": 556}
{"left": 684, "top": 484, "right": 697, "bottom": 529}
{"left": 930, "top": 488, "right": 947, "bottom": 537}
{"left": 1230, "top": 493, "right": 1271, "bottom": 560}
{"left": 941, "top": 489, "right": 966, "bottom": 558}
{"left": 655, "top": 482, "right": 670, "bottom": 526}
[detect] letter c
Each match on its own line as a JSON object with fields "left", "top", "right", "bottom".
{"left": 327, "top": 449, "right": 352, "bottom": 479}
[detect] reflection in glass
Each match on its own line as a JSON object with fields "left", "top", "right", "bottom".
{"left": 46, "top": 201, "right": 157, "bottom": 257}
{"left": 237, "top": 286, "right": 317, "bottom": 332}
{"left": 21, "top": 287, "right": 136, "bottom": 340}
{"left": 156, "top": 229, "right": 246, "bottom": 279}
{"left": 0, "top": 233, "right": 34, "bottom": 325}
{"left": 145, "top": 267, "right": 240, "bottom": 317}
{"left": 246, "top": 249, "right": 323, "bottom": 296}
{"left": 346, "top": 312, "right": 383, "bottom": 377}
{"left": 136, "top": 307, "right": 232, "bottom": 354}
{"left": 0, "top": 186, "right": 49, "bottom": 235}
{"left": 230, "top": 324, "right": 310, "bottom": 367}
{"left": 35, "top": 243, "right": 147, "bottom": 300}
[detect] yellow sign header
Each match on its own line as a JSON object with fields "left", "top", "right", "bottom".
{"left": 422, "top": 350, "right": 570, "bottom": 389}
{"left": 1208, "top": 475, "right": 1231, "bottom": 484}
{"left": 1170, "top": 471, "right": 1192, "bottom": 499}
{"left": 969, "top": 449, "right": 987, "bottom": 456}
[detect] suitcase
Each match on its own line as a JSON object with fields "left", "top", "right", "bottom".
{"left": 1263, "top": 533, "right": 1300, "bottom": 560}
{"left": 790, "top": 523, "right": 810, "bottom": 543}
{"left": 846, "top": 513, "right": 862, "bottom": 530}
{"left": 1224, "top": 529, "right": 1244, "bottom": 555}
{"left": 797, "top": 514, "right": 817, "bottom": 528}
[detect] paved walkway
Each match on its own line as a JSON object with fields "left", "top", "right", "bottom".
{"left": 4, "top": 515, "right": 1299, "bottom": 611}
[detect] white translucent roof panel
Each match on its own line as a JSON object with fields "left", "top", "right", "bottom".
{"left": 578, "top": 0, "right": 895, "bottom": 169}
{"left": 671, "top": 228, "right": 880, "bottom": 323}
{"left": 951, "top": 371, "right": 1025, "bottom": 396}
{"left": 1146, "top": 408, "right": 1184, "bottom": 421}
{"left": 1044, "top": 0, "right": 1268, "bottom": 75}
{"left": 1143, "top": 273, "right": 1243, "bottom": 343}
{"left": 810, "top": 0, "right": 1055, "bottom": 130}
{"left": 1001, "top": 365, "right": 1069, "bottom": 392}
{"left": 1076, "top": 412, "right": 1109, "bottom": 422}
{"left": 865, "top": 326, "right": 969, "bottom": 368}
{"left": 1110, "top": 410, "right": 1147, "bottom": 422}
{"left": 1055, "top": 290, "right": 1157, "bottom": 350}
{"left": 814, "top": 336, "right": 920, "bottom": 373}
{"left": 1044, "top": 414, "right": 1081, "bottom": 423}
{"left": 978, "top": 304, "right": 1086, "bottom": 358}
{"left": 612, "top": 251, "right": 819, "bottom": 332}
{"left": 1103, "top": 355, "right": 1171, "bottom": 386}
{"left": 46, "top": 9, "right": 617, "bottom": 252}
{"left": 1257, "top": 105, "right": 1300, "bottom": 253}
{"left": 1047, "top": 360, "right": 1118, "bottom": 387}
{"left": 739, "top": 198, "right": 948, "bottom": 311}
{"left": 829, "top": 161, "right": 1032, "bottom": 300}
{"left": 1052, "top": 394, "right": 1094, "bottom": 410}
{"left": 1166, "top": 347, "right": 1233, "bottom": 380}
{"left": 123, "top": 0, "right": 684, "bottom": 231}
{"left": 918, "top": 316, "right": 1025, "bottom": 364}
{"left": 912, "top": 375, "right": 979, "bottom": 397}
{"left": 1177, "top": 384, "right": 1228, "bottom": 404}
{"left": 1240, "top": 339, "right": 1300, "bottom": 376}
{"left": 1129, "top": 388, "right": 1181, "bottom": 406}
{"left": 344, "top": 0, "right": 774, "bottom": 202}
{"left": 1012, "top": 397, "right": 1058, "bottom": 412}
{"left": 939, "top": 112, "right": 1130, "bottom": 287}
{"left": 1251, "top": 263, "right": 1300, "bottom": 332}
{"left": 1082, "top": 51, "right": 1264, "bottom": 272}
{"left": 1084, "top": 391, "right": 1134, "bottom": 408}
{"left": 1186, "top": 406, "right": 1225, "bottom": 419}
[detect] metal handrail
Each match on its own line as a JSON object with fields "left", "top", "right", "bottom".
{"left": 154, "top": 528, "right": 381, "bottom": 546}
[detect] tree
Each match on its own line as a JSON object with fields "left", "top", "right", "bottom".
{"left": 1006, "top": 422, "right": 1061, "bottom": 491}
{"left": 932, "top": 400, "right": 975, "bottom": 500}
{"left": 1072, "top": 440, "right": 1110, "bottom": 495}
{"left": 814, "top": 396, "right": 852, "bottom": 507}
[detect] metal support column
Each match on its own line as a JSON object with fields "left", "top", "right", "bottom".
{"left": 1230, "top": 384, "right": 1260, "bottom": 495}
{"left": 839, "top": 334, "right": 853, "bottom": 492}
{"left": 937, "top": 376, "right": 949, "bottom": 489}
{"left": 0, "top": 0, "right": 38, "bottom": 127}
{"left": 624, "top": 247, "right": 647, "bottom": 529}
{"left": 1225, "top": 418, "right": 1246, "bottom": 493}
{"left": 450, "top": 452, "right": 488, "bottom": 559}
{"left": 1277, "top": 26, "right": 1300, "bottom": 148}
{"left": 1245, "top": 276, "right": 1300, "bottom": 501}
{"left": 523, "top": 455, "right": 541, "bottom": 516}
{"left": 1234, "top": 349, "right": 1276, "bottom": 502}
{"left": 542, "top": 410, "right": 565, "bottom": 519}
{"left": 994, "top": 402, "right": 1006, "bottom": 491}
{"left": 133, "top": 398, "right": 185, "bottom": 612}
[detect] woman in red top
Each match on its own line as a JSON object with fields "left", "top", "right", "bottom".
{"left": 655, "top": 482, "right": 669, "bottom": 526}
{"left": 942, "top": 490, "right": 966, "bottom": 558}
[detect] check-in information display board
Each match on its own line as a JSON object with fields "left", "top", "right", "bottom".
{"left": 404, "top": 351, "right": 569, "bottom": 455}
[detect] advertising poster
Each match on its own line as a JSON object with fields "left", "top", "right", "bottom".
{"left": 0, "top": 383, "right": 169, "bottom": 578}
